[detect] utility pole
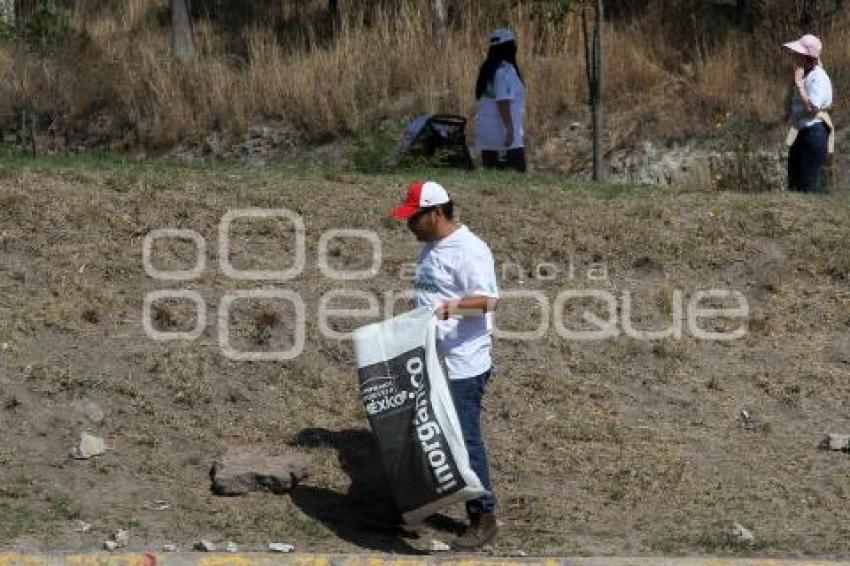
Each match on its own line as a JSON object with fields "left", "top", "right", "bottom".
{"left": 583, "top": 0, "right": 605, "bottom": 182}
{"left": 171, "top": 0, "right": 194, "bottom": 60}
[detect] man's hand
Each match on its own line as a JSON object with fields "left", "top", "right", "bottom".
{"left": 435, "top": 296, "right": 498, "bottom": 320}
{"left": 435, "top": 301, "right": 454, "bottom": 321}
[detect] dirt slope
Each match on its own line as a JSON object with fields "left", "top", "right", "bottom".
{"left": 1, "top": 156, "right": 849, "bottom": 557}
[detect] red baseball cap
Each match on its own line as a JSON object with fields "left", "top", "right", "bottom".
{"left": 391, "top": 180, "right": 451, "bottom": 220}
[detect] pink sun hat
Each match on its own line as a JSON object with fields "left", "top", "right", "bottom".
{"left": 783, "top": 34, "right": 822, "bottom": 59}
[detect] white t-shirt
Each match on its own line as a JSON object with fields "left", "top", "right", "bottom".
{"left": 413, "top": 225, "right": 499, "bottom": 380}
{"left": 474, "top": 62, "right": 526, "bottom": 151}
{"left": 790, "top": 65, "right": 833, "bottom": 130}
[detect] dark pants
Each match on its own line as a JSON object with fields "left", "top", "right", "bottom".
{"left": 449, "top": 369, "right": 495, "bottom": 519}
{"left": 481, "top": 148, "right": 526, "bottom": 173}
{"left": 788, "top": 122, "right": 829, "bottom": 193}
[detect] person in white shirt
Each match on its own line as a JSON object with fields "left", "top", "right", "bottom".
{"left": 474, "top": 28, "right": 527, "bottom": 173}
{"left": 784, "top": 34, "right": 833, "bottom": 193}
{"left": 391, "top": 180, "right": 500, "bottom": 550}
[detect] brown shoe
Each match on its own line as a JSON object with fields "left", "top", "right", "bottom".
{"left": 450, "top": 512, "right": 498, "bottom": 551}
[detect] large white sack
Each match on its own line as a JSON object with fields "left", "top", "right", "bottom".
{"left": 353, "top": 306, "right": 486, "bottom": 524}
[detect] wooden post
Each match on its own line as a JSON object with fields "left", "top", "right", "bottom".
{"left": 593, "top": 0, "right": 605, "bottom": 182}
{"left": 170, "top": 0, "right": 194, "bottom": 60}
{"left": 583, "top": 0, "right": 606, "bottom": 182}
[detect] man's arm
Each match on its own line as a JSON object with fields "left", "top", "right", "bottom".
{"left": 435, "top": 295, "right": 498, "bottom": 320}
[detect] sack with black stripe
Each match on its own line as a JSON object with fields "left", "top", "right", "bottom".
{"left": 353, "top": 306, "right": 485, "bottom": 524}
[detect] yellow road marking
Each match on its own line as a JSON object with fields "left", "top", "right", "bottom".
{"left": 1, "top": 554, "right": 849, "bottom": 566}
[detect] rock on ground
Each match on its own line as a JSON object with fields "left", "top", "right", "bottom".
{"left": 113, "top": 529, "right": 129, "bottom": 548}
{"left": 820, "top": 433, "right": 850, "bottom": 452}
{"left": 194, "top": 540, "right": 216, "bottom": 552}
{"left": 210, "top": 447, "right": 309, "bottom": 496}
{"left": 268, "top": 543, "right": 295, "bottom": 553}
{"left": 728, "top": 522, "right": 755, "bottom": 545}
{"left": 430, "top": 539, "right": 451, "bottom": 552}
{"left": 70, "top": 432, "right": 106, "bottom": 459}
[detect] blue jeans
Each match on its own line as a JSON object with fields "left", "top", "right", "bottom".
{"left": 449, "top": 369, "right": 495, "bottom": 518}
{"left": 788, "top": 122, "right": 829, "bottom": 193}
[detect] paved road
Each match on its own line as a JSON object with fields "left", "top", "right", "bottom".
{"left": 1, "top": 554, "right": 849, "bottom": 566}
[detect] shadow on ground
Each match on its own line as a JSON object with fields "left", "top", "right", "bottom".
{"left": 290, "top": 427, "right": 465, "bottom": 553}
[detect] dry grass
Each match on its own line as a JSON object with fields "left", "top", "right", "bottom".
{"left": 1, "top": 154, "right": 850, "bottom": 553}
{"left": 1, "top": 1, "right": 847, "bottom": 152}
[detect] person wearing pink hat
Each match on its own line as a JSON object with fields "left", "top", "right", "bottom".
{"left": 783, "top": 33, "right": 833, "bottom": 193}
{"left": 392, "top": 180, "right": 501, "bottom": 550}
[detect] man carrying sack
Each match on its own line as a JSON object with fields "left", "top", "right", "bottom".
{"left": 391, "top": 180, "right": 500, "bottom": 550}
